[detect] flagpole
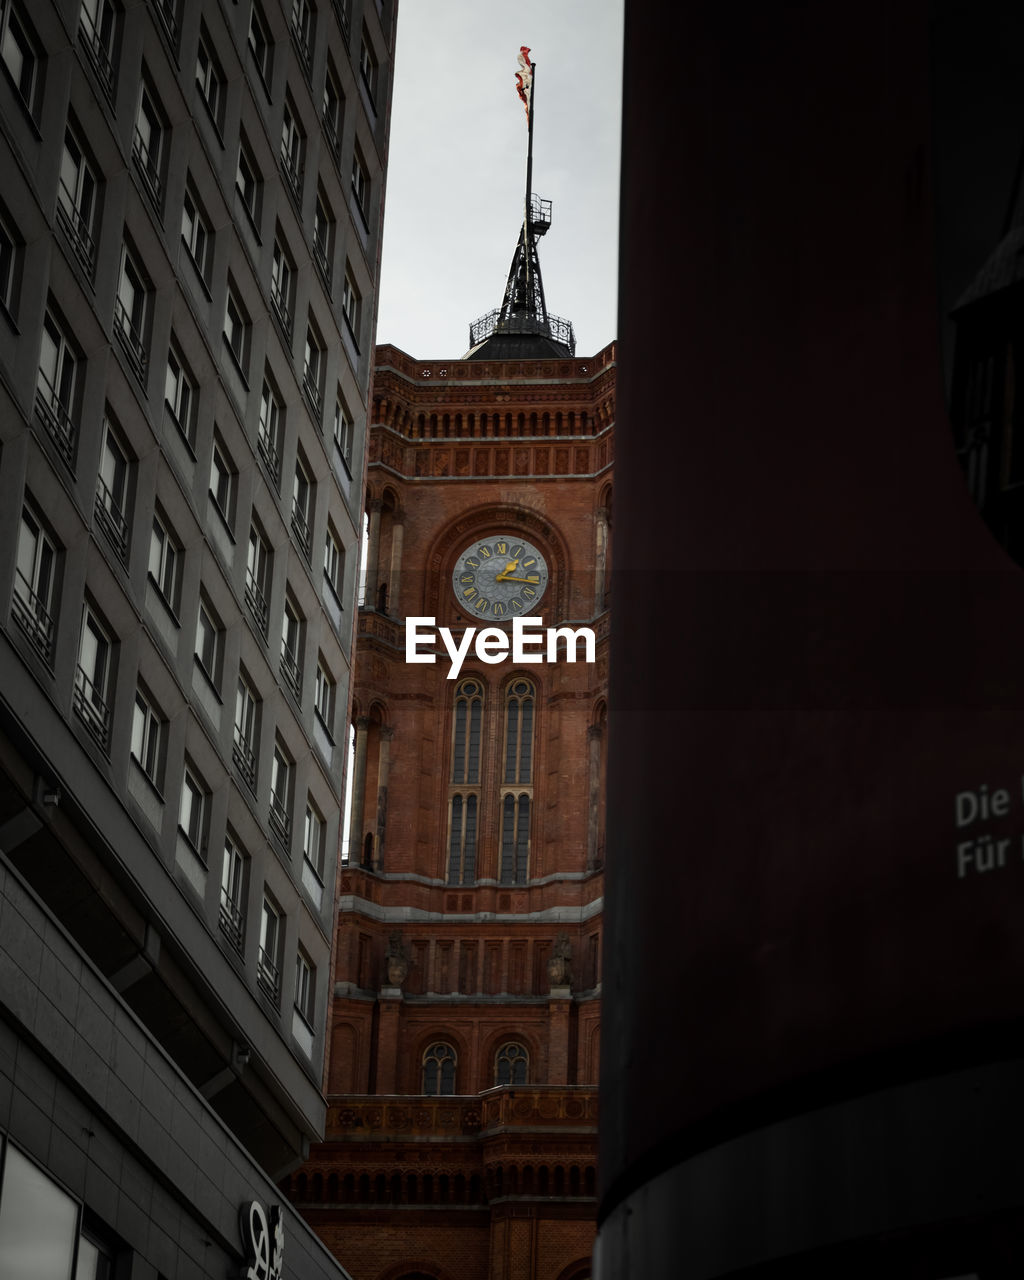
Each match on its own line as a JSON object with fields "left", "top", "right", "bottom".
{"left": 525, "top": 58, "right": 535, "bottom": 292}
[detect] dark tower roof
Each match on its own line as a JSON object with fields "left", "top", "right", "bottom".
{"left": 464, "top": 53, "right": 575, "bottom": 361}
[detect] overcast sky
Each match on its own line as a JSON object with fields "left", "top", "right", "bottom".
{"left": 374, "top": 1, "right": 624, "bottom": 360}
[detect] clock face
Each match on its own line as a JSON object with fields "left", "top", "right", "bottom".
{"left": 452, "top": 535, "right": 549, "bottom": 619}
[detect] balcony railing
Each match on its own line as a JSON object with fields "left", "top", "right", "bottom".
{"left": 290, "top": 501, "right": 313, "bottom": 563}
{"left": 269, "top": 791, "right": 291, "bottom": 845}
{"left": 257, "top": 425, "right": 281, "bottom": 487}
{"left": 232, "top": 728, "right": 257, "bottom": 790}
{"left": 270, "top": 279, "right": 293, "bottom": 342}
{"left": 280, "top": 146, "right": 303, "bottom": 205}
{"left": 11, "top": 571, "right": 55, "bottom": 665}
{"left": 257, "top": 947, "right": 281, "bottom": 1003}
{"left": 218, "top": 891, "right": 244, "bottom": 952}
{"left": 132, "top": 129, "right": 164, "bottom": 211}
{"left": 34, "top": 374, "right": 77, "bottom": 470}
{"left": 280, "top": 643, "right": 302, "bottom": 700}
{"left": 94, "top": 476, "right": 129, "bottom": 564}
{"left": 244, "top": 567, "right": 269, "bottom": 637}
{"left": 78, "top": 6, "right": 116, "bottom": 100}
{"left": 56, "top": 183, "right": 97, "bottom": 277}
{"left": 73, "top": 665, "right": 112, "bottom": 753}
{"left": 113, "top": 295, "right": 148, "bottom": 384}
{"left": 468, "top": 306, "right": 576, "bottom": 355}
{"left": 312, "top": 230, "right": 332, "bottom": 289}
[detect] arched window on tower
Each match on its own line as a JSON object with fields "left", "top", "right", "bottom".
{"left": 422, "top": 1042, "right": 457, "bottom": 1095}
{"left": 495, "top": 1041, "right": 529, "bottom": 1086}
{"left": 447, "top": 679, "right": 483, "bottom": 884}
{"left": 500, "top": 678, "right": 534, "bottom": 883}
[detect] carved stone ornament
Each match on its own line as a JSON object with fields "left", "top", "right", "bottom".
{"left": 547, "top": 931, "right": 572, "bottom": 987}
{"left": 385, "top": 929, "right": 410, "bottom": 986}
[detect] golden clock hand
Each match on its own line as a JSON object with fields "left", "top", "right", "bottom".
{"left": 498, "top": 575, "right": 540, "bottom": 584}
{"left": 495, "top": 560, "right": 520, "bottom": 581}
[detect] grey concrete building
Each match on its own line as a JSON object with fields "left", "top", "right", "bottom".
{"left": 0, "top": 0, "right": 395, "bottom": 1273}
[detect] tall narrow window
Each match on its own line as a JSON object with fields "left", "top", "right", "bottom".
{"left": 165, "top": 340, "right": 197, "bottom": 446}
{"left": 290, "top": 0, "right": 314, "bottom": 76}
{"left": 224, "top": 282, "right": 251, "bottom": 376}
{"left": 448, "top": 679, "right": 482, "bottom": 884}
{"left": 342, "top": 267, "right": 360, "bottom": 346}
{"left": 258, "top": 894, "right": 283, "bottom": 1002}
{"left": 79, "top": 0, "right": 118, "bottom": 98}
{"left": 209, "top": 433, "right": 236, "bottom": 527}
{"left": 195, "top": 594, "right": 223, "bottom": 689}
{"left": 2, "top": 3, "right": 42, "bottom": 119}
{"left": 314, "top": 655, "right": 335, "bottom": 730}
{"left": 179, "top": 764, "right": 210, "bottom": 857}
{"left": 219, "top": 836, "right": 247, "bottom": 950}
{"left": 75, "top": 605, "right": 114, "bottom": 751}
{"left": 313, "top": 185, "right": 334, "bottom": 287}
{"left": 258, "top": 376, "right": 283, "bottom": 486}
{"left": 333, "top": 387, "right": 353, "bottom": 470}
{"left": 58, "top": 127, "right": 99, "bottom": 275}
{"left": 245, "top": 522, "right": 271, "bottom": 637}
{"left": 422, "top": 1042, "right": 456, "bottom": 1096}
{"left": 324, "top": 521, "right": 344, "bottom": 597}
{"left": 133, "top": 82, "right": 166, "bottom": 210}
{"left": 95, "top": 416, "right": 131, "bottom": 563}
{"left": 13, "top": 505, "right": 58, "bottom": 664}
{"left": 0, "top": 212, "right": 18, "bottom": 317}
{"left": 115, "top": 244, "right": 150, "bottom": 383}
{"left": 358, "top": 28, "right": 377, "bottom": 103}
{"left": 500, "top": 678, "right": 534, "bottom": 884}
{"left": 236, "top": 134, "right": 262, "bottom": 229}
{"left": 294, "top": 948, "right": 315, "bottom": 1024}
{"left": 280, "top": 592, "right": 304, "bottom": 699}
{"left": 495, "top": 1042, "right": 529, "bottom": 1086}
{"left": 292, "top": 452, "right": 314, "bottom": 562}
{"left": 322, "top": 60, "right": 343, "bottom": 161}
{"left": 195, "top": 25, "right": 225, "bottom": 133}
{"left": 131, "top": 685, "right": 166, "bottom": 786}
{"left": 36, "top": 308, "right": 79, "bottom": 469}
{"left": 271, "top": 234, "right": 295, "bottom": 339}
{"left": 248, "top": 1, "right": 272, "bottom": 86}
{"left": 148, "top": 509, "right": 182, "bottom": 613}
{"left": 302, "top": 796, "right": 326, "bottom": 906}
{"left": 280, "top": 94, "right": 304, "bottom": 203}
{"left": 351, "top": 145, "right": 369, "bottom": 222}
{"left": 269, "top": 740, "right": 293, "bottom": 845}
{"left": 303, "top": 324, "right": 324, "bottom": 420}
{"left": 233, "top": 672, "right": 259, "bottom": 789}
{"left": 182, "top": 182, "right": 212, "bottom": 286}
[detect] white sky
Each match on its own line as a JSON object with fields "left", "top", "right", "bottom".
{"left": 374, "top": 1, "right": 624, "bottom": 361}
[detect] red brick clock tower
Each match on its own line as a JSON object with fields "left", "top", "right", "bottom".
{"left": 284, "top": 57, "right": 615, "bottom": 1280}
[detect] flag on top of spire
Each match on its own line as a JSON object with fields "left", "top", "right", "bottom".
{"left": 515, "top": 46, "right": 533, "bottom": 122}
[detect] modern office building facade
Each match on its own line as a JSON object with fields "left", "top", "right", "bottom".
{"left": 0, "top": 0, "right": 395, "bottom": 1273}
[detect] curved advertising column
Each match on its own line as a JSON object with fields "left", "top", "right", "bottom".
{"left": 599, "top": 2, "right": 1024, "bottom": 1275}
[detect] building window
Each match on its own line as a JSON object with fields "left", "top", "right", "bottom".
{"left": 333, "top": 387, "right": 353, "bottom": 470}
{"left": 342, "top": 267, "right": 360, "bottom": 346}
{"left": 504, "top": 678, "right": 534, "bottom": 783}
{"left": 57, "top": 126, "right": 99, "bottom": 276}
{"left": 233, "top": 672, "right": 259, "bottom": 789}
{"left": 195, "top": 25, "right": 225, "bottom": 134}
{"left": 131, "top": 685, "right": 166, "bottom": 788}
{"left": 133, "top": 82, "right": 166, "bottom": 210}
{"left": 303, "top": 797, "right": 325, "bottom": 877}
{"left": 224, "top": 282, "right": 251, "bottom": 377}
{"left": 0, "top": 212, "right": 18, "bottom": 317}
{"left": 447, "top": 678, "right": 482, "bottom": 879}
{"left": 313, "top": 185, "right": 334, "bottom": 287}
{"left": 351, "top": 145, "right": 369, "bottom": 222}
{"left": 258, "top": 894, "right": 283, "bottom": 1002}
{"left": 219, "top": 836, "right": 247, "bottom": 950}
{"left": 280, "top": 591, "right": 304, "bottom": 700}
{"left": 495, "top": 1042, "right": 529, "bottom": 1086}
{"left": 195, "top": 594, "right": 224, "bottom": 689}
{"left": 498, "top": 679, "right": 534, "bottom": 884}
{"left": 248, "top": 1, "right": 272, "bottom": 86}
{"left": 294, "top": 948, "right": 315, "bottom": 1025}
{"left": 0, "top": 1146, "right": 80, "bottom": 1280}
{"left": 324, "top": 521, "right": 343, "bottom": 598}
{"left": 115, "top": 242, "right": 150, "bottom": 384}
{"left": 148, "top": 509, "right": 182, "bottom": 614}
{"left": 258, "top": 375, "right": 283, "bottom": 486}
{"left": 314, "top": 655, "right": 334, "bottom": 731}
{"left": 95, "top": 415, "right": 131, "bottom": 564}
{"left": 78, "top": 0, "right": 118, "bottom": 99}
{"left": 179, "top": 764, "right": 209, "bottom": 858}
{"left": 358, "top": 28, "right": 376, "bottom": 103}
{"left": 289, "top": 0, "right": 314, "bottom": 76}
{"left": 245, "top": 521, "right": 271, "bottom": 637}
{"left": 422, "top": 1042, "right": 456, "bottom": 1096}
{"left": 154, "top": 0, "right": 180, "bottom": 52}
{"left": 165, "top": 340, "right": 197, "bottom": 447}
{"left": 280, "top": 94, "right": 304, "bottom": 203}
{"left": 322, "top": 60, "right": 342, "bottom": 161}
{"left": 269, "top": 739, "right": 293, "bottom": 845}
{"left": 209, "top": 433, "right": 236, "bottom": 526}
{"left": 36, "top": 307, "right": 79, "bottom": 469}
{"left": 302, "top": 323, "right": 324, "bottom": 421}
{"left": 2, "top": 3, "right": 42, "bottom": 119}
{"left": 291, "top": 453, "right": 314, "bottom": 562}
{"left": 181, "top": 182, "right": 212, "bottom": 286}
{"left": 74, "top": 604, "right": 114, "bottom": 752}
{"left": 236, "top": 134, "right": 262, "bottom": 230}
{"left": 270, "top": 233, "right": 295, "bottom": 339}
{"left": 13, "top": 504, "right": 58, "bottom": 664}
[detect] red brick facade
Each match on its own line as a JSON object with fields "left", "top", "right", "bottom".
{"left": 285, "top": 341, "right": 614, "bottom": 1280}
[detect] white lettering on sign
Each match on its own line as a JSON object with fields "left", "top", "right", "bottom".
{"left": 241, "top": 1201, "right": 284, "bottom": 1280}
{"left": 951, "top": 778, "right": 1024, "bottom": 879}
{"left": 406, "top": 616, "right": 596, "bottom": 680}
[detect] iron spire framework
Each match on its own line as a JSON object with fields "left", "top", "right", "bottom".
{"left": 466, "top": 50, "right": 576, "bottom": 359}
